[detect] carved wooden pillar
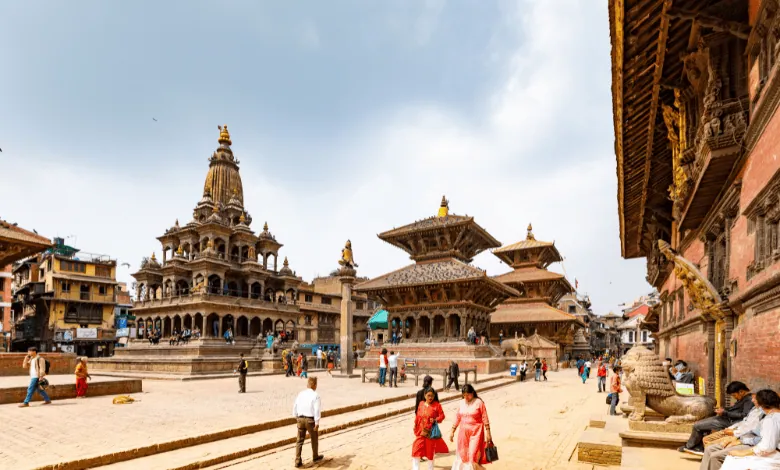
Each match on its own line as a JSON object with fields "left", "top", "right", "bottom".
{"left": 706, "top": 321, "right": 717, "bottom": 400}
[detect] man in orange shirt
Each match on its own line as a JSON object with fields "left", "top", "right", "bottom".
{"left": 609, "top": 366, "right": 622, "bottom": 415}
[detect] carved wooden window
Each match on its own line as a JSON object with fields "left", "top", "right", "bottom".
{"left": 708, "top": 231, "right": 729, "bottom": 293}
{"left": 678, "top": 290, "right": 685, "bottom": 322}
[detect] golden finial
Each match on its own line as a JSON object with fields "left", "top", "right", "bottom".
{"left": 212, "top": 204, "right": 219, "bottom": 214}
{"left": 151, "top": 252, "right": 157, "bottom": 261}
{"left": 437, "top": 195, "right": 449, "bottom": 217}
{"left": 283, "top": 256, "right": 289, "bottom": 267}
{"left": 176, "top": 245, "right": 183, "bottom": 255}
{"left": 239, "top": 212, "right": 246, "bottom": 223}
{"left": 217, "top": 124, "right": 232, "bottom": 146}
{"left": 263, "top": 221, "right": 269, "bottom": 231}
{"left": 527, "top": 223, "right": 535, "bottom": 241}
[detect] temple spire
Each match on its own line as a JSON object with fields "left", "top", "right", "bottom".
{"left": 218, "top": 124, "right": 232, "bottom": 146}
{"left": 437, "top": 195, "right": 449, "bottom": 217}
{"left": 527, "top": 223, "right": 535, "bottom": 241}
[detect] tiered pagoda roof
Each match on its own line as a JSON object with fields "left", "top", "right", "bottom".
{"left": 491, "top": 224, "right": 584, "bottom": 327}
{"left": 356, "top": 197, "right": 517, "bottom": 311}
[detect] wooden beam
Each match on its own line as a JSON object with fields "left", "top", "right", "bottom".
{"left": 667, "top": 8, "right": 751, "bottom": 40}
{"left": 638, "top": 0, "right": 672, "bottom": 258}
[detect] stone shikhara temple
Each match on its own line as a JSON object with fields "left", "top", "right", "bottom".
{"left": 130, "top": 125, "right": 304, "bottom": 342}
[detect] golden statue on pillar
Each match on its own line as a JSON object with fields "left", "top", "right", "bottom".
{"left": 339, "top": 240, "right": 358, "bottom": 269}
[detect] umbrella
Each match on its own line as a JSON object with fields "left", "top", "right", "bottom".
{"left": 368, "top": 310, "right": 389, "bottom": 330}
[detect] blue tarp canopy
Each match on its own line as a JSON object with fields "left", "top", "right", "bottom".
{"left": 368, "top": 309, "right": 389, "bottom": 330}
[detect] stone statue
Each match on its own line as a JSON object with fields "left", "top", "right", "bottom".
{"left": 499, "top": 335, "right": 530, "bottom": 358}
{"left": 248, "top": 246, "right": 257, "bottom": 260}
{"left": 191, "top": 279, "right": 205, "bottom": 294}
{"left": 339, "top": 240, "right": 358, "bottom": 269}
{"left": 621, "top": 346, "right": 715, "bottom": 423}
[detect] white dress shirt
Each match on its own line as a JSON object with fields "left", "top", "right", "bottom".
{"left": 388, "top": 354, "right": 398, "bottom": 368}
{"left": 293, "top": 388, "right": 321, "bottom": 426}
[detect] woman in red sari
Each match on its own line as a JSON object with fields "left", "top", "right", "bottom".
{"left": 412, "top": 388, "right": 448, "bottom": 470}
{"left": 449, "top": 384, "right": 492, "bottom": 469}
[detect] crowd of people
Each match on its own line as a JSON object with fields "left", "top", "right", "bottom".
{"left": 145, "top": 327, "right": 202, "bottom": 345}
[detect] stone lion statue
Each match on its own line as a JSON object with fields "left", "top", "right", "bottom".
{"left": 621, "top": 346, "right": 715, "bottom": 423}
{"left": 498, "top": 337, "right": 529, "bottom": 358}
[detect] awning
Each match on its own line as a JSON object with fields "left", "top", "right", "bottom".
{"left": 368, "top": 309, "right": 389, "bottom": 330}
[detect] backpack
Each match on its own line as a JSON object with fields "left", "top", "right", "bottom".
{"left": 44, "top": 358, "right": 51, "bottom": 375}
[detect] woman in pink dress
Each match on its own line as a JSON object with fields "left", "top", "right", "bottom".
{"left": 449, "top": 384, "right": 492, "bottom": 469}
{"left": 412, "top": 388, "right": 449, "bottom": 470}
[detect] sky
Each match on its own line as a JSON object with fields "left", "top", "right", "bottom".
{"left": 0, "top": 0, "right": 652, "bottom": 314}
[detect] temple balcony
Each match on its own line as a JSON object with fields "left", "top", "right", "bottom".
{"left": 679, "top": 100, "right": 748, "bottom": 231}
{"left": 132, "top": 291, "right": 300, "bottom": 313}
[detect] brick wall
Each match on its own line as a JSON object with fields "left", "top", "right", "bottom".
{"left": 0, "top": 378, "right": 141, "bottom": 404}
{"left": 0, "top": 353, "right": 78, "bottom": 376}
{"left": 732, "top": 307, "right": 780, "bottom": 391}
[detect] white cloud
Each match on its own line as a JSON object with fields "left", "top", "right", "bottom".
{"left": 0, "top": 1, "right": 650, "bottom": 314}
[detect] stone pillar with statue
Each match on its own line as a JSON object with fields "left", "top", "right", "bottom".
{"left": 334, "top": 240, "right": 360, "bottom": 378}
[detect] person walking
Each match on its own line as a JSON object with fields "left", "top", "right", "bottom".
{"left": 542, "top": 359, "right": 548, "bottom": 381}
{"left": 327, "top": 348, "right": 335, "bottom": 375}
{"left": 580, "top": 362, "right": 589, "bottom": 384}
{"left": 450, "top": 384, "right": 492, "bottom": 469}
{"left": 286, "top": 350, "right": 295, "bottom": 377}
{"left": 236, "top": 353, "right": 248, "bottom": 393}
{"left": 447, "top": 360, "right": 461, "bottom": 391}
{"left": 416, "top": 376, "right": 440, "bottom": 415}
{"left": 378, "top": 348, "right": 388, "bottom": 387}
{"left": 75, "top": 357, "right": 91, "bottom": 398}
{"left": 316, "top": 346, "right": 323, "bottom": 369}
{"left": 19, "top": 347, "right": 51, "bottom": 407}
{"left": 609, "top": 366, "right": 622, "bottom": 415}
{"left": 300, "top": 352, "right": 309, "bottom": 379}
{"left": 292, "top": 377, "right": 324, "bottom": 468}
{"left": 519, "top": 361, "right": 527, "bottom": 382}
{"left": 597, "top": 362, "right": 608, "bottom": 393}
{"left": 412, "top": 388, "right": 448, "bottom": 470}
{"left": 388, "top": 350, "right": 399, "bottom": 388}
{"left": 534, "top": 358, "right": 542, "bottom": 381}
{"left": 498, "top": 329, "right": 504, "bottom": 346}
{"left": 585, "top": 359, "right": 592, "bottom": 378}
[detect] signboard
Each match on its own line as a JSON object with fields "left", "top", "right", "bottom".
{"left": 116, "top": 328, "right": 130, "bottom": 338}
{"left": 404, "top": 359, "right": 418, "bottom": 367}
{"left": 76, "top": 328, "right": 98, "bottom": 339}
{"left": 63, "top": 330, "right": 73, "bottom": 342}
{"left": 61, "top": 345, "right": 74, "bottom": 353}
{"left": 676, "top": 383, "right": 695, "bottom": 396}
{"left": 117, "top": 317, "right": 128, "bottom": 329}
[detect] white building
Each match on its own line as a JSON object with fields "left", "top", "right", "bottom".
{"left": 617, "top": 314, "right": 654, "bottom": 354}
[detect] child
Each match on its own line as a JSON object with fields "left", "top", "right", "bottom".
{"left": 399, "top": 364, "right": 407, "bottom": 383}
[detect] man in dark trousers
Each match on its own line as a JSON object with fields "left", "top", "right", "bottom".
{"left": 446, "top": 360, "right": 460, "bottom": 391}
{"left": 286, "top": 350, "right": 295, "bottom": 377}
{"left": 415, "top": 375, "right": 439, "bottom": 414}
{"left": 679, "top": 381, "right": 755, "bottom": 455}
{"left": 236, "top": 353, "right": 248, "bottom": 393}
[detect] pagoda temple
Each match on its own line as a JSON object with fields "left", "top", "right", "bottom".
{"left": 129, "top": 125, "right": 304, "bottom": 344}
{"left": 489, "top": 224, "right": 586, "bottom": 359}
{"left": 356, "top": 197, "right": 518, "bottom": 342}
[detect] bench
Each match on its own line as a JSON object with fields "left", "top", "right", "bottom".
{"left": 407, "top": 367, "right": 448, "bottom": 387}
{"left": 443, "top": 367, "right": 477, "bottom": 389}
{"left": 361, "top": 368, "right": 380, "bottom": 383}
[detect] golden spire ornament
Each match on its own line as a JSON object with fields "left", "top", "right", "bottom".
{"left": 217, "top": 124, "right": 232, "bottom": 146}
{"left": 437, "top": 195, "right": 449, "bottom": 217}
{"left": 527, "top": 223, "right": 535, "bottom": 241}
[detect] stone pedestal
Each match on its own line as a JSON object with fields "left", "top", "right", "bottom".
{"left": 333, "top": 267, "right": 359, "bottom": 379}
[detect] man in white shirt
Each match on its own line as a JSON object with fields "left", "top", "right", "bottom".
{"left": 387, "top": 351, "right": 399, "bottom": 388}
{"left": 19, "top": 347, "right": 51, "bottom": 407}
{"left": 316, "top": 347, "right": 323, "bottom": 369}
{"left": 292, "top": 377, "right": 323, "bottom": 467}
{"left": 585, "top": 359, "right": 592, "bottom": 378}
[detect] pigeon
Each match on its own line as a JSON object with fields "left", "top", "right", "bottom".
{"left": 152, "top": 118, "right": 157, "bottom": 122}
{"left": 33, "top": 229, "right": 38, "bottom": 234}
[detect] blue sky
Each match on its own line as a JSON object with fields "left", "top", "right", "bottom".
{"left": 0, "top": 1, "right": 652, "bottom": 314}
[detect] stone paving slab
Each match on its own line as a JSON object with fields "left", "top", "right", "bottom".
{"left": 0, "top": 370, "right": 506, "bottom": 470}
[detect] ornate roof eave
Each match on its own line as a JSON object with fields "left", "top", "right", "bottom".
{"left": 187, "top": 256, "right": 231, "bottom": 270}
{"left": 356, "top": 275, "right": 519, "bottom": 299}
{"left": 131, "top": 269, "right": 163, "bottom": 282}
{"left": 379, "top": 217, "right": 501, "bottom": 254}
{"left": 383, "top": 299, "right": 496, "bottom": 314}
{"left": 257, "top": 238, "right": 283, "bottom": 251}
{"left": 197, "top": 220, "right": 233, "bottom": 234}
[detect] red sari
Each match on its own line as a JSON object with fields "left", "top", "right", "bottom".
{"left": 412, "top": 401, "right": 449, "bottom": 460}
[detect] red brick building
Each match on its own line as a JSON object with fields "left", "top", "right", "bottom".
{"left": 1, "top": 265, "right": 12, "bottom": 350}
{"left": 610, "top": 0, "right": 780, "bottom": 406}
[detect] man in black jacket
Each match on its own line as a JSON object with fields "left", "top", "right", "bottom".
{"left": 679, "top": 381, "right": 754, "bottom": 455}
{"left": 236, "top": 353, "right": 249, "bottom": 393}
{"left": 415, "top": 375, "right": 439, "bottom": 414}
{"left": 446, "top": 361, "right": 460, "bottom": 391}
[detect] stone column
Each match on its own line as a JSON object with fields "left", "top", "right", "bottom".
{"left": 339, "top": 272, "right": 356, "bottom": 375}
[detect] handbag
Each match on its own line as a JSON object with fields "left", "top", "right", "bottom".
{"left": 605, "top": 393, "right": 612, "bottom": 405}
{"left": 485, "top": 440, "right": 499, "bottom": 462}
{"left": 429, "top": 421, "right": 442, "bottom": 439}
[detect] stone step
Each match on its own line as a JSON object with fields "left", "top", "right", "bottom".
{"left": 577, "top": 428, "right": 622, "bottom": 466}
{"left": 619, "top": 429, "right": 689, "bottom": 448}
{"left": 97, "top": 377, "right": 517, "bottom": 470}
